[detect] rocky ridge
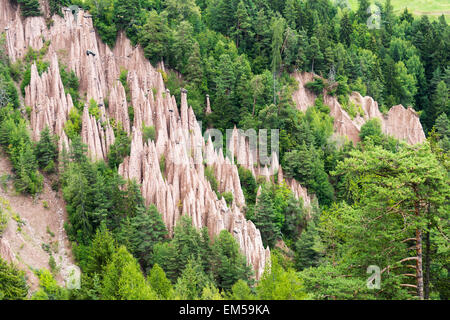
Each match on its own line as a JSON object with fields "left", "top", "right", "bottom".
{"left": 292, "top": 72, "right": 426, "bottom": 145}
{"left": 1, "top": 1, "right": 279, "bottom": 278}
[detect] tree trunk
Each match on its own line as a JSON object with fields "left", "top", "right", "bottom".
{"left": 424, "top": 229, "right": 430, "bottom": 300}
{"left": 423, "top": 202, "right": 431, "bottom": 299}
{"left": 415, "top": 227, "right": 424, "bottom": 299}
{"left": 252, "top": 96, "right": 256, "bottom": 116}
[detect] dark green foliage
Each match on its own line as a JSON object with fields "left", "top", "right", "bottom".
{"left": 153, "top": 216, "right": 208, "bottom": 282}
{"left": 253, "top": 183, "right": 281, "bottom": 248}
{"left": 117, "top": 204, "right": 168, "bottom": 271}
{"left": 204, "top": 166, "right": 218, "bottom": 194}
{"left": 107, "top": 129, "right": 131, "bottom": 168}
{"left": 237, "top": 165, "right": 257, "bottom": 205}
{"left": 17, "top": 0, "right": 41, "bottom": 17}
{"left": 0, "top": 105, "right": 43, "bottom": 195}
{"left": 281, "top": 194, "right": 305, "bottom": 240}
{"left": 60, "top": 64, "right": 80, "bottom": 108}
{"left": 153, "top": 216, "right": 252, "bottom": 292}
{"left": 305, "top": 78, "right": 326, "bottom": 95}
{"left": 211, "top": 230, "right": 253, "bottom": 291}
{"left": 3, "top": 0, "right": 448, "bottom": 301}
{"left": 84, "top": 224, "right": 117, "bottom": 275}
{"left": 283, "top": 143, "right": 334, "bottom": 206}
{"left": 49, "top": 0, "right": 69, "bottom": 16}
{"left": 140, "top": 10, "right": 170, "bottom": 66}
{"left": 294, "top": 218, "right": 323, "bottom": 271}
{"left": 34, "top": 127, "right": 58, "bottom": 170}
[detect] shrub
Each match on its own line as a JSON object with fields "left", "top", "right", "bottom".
{"left": 220, "top": 191, "right": 233, "bottom": 207}
{"left": 204, "top": 166, "right": 218, "bottom": 194}
{"left": 17, "top": 0, "right": 41, "bottom": 17}
{"left": 142, "top": 125, "right": 156, "bottom": 142}
{"left": 107, "top": 129, "right": 131, "bottom": 169}
{"left": 88, "top": 98, "right": 100, "bottom": 120}
{"left": 159, "top": 155, "right": 166, "bottom": 178}
{"left": 305, "top": 78, "right": 325, "bottom": 95}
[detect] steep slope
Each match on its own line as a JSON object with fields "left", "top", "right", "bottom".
{"left": 1, "top": 1, "right": 277, "bottom": 278}
{"left": 292, "top": 72, "right": 426, "bottom": 145}
{"left": 0, "top": 151, "right": 76, "bottom": 292}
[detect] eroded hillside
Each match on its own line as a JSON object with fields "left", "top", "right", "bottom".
{"left": 292, "top": 72, "right": 426, "bottom": 145}
{"left": 0, "top": 150, "right": 75, "bottom": 292}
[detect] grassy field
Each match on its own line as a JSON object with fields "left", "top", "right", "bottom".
{"left": 347, "top": 0, "right": 450, "bottom": 20}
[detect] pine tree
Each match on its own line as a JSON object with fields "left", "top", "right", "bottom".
{"left": 85, "top": 224, "right": 116, "bottom": 275}
{"left": 432, "top": 81, "right": 449, "bottom": 118}
{"left": 307, "top": 36, "right": 323, "bottom": 73}
{"left": 294, "top": 219, "right": 323, "bottom": 271}
{"left": 185, "top": 42, "right": 203, "bottom": 88}
{"left": 253, "top": 184, "right": 281, "bottom": 248}
{"left": 140, "top": 10, "right": 170, "bottom": 66}
{"left": 332, "top": 142, "right": 449, "bottom": 299}
{"left": 34, "top": 126, "right": 58, "bottom": 170}
{"left": 340, "top": 11, "right": 352, "bottom": 47}
{"left": 118, "top": 204, "right": 168, "bottom": 271}
{"left": 101, "top": 246, "right": 157, "bottom": 300}
{"left": 174, "top": 257, "right": 213, "bottom": 300}
{"left": 17, "top": 0, "right": 41, "bottom": 17}
{"left": 356, "top": 0, "right": 371, "bottom": 24}
{"left": 148, "top": 264, "right": 173, "bottom": 299}
{"left": 211, "top": 230, "right": 252, "bottom": 291}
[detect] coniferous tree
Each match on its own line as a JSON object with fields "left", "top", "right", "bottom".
{"left": 211, "top": 230, "right": 253, "bottom": 291}
{"left": 17, "top": 0, "right": 41, "bottom": 17}
{"left": 34, "top": 127, "right": 58, "bottom": 170}
{"left": 253, "top": 184, "right": 281, "bottom": 248}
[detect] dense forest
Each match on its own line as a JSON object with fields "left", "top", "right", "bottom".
{"left": 0, "top": 0, "right": 449, "bottom": 300}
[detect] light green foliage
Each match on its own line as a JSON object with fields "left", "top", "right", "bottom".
{"left": 227, "top": 279, "right": 256, "bottom": 300}
{"left": 200, "top": 283, "right": 224, "bottom": 300}
{"left": 88, "top": 98, "right": 100, "bottom": 120}
{"left": 107, "top": 128, "right": 131, "bottom": 168}
{"left": 32, "top": 269, "right": 68, "bottom": 300}
{"left": 101, "top": 246, "right": 157, "bottom": 300}
{"left": 64, "top": 108, "right": 82, "bottom": 140}
{"left": 0, "top": 197, "right": 11, "bottom": 235}
{"left": 204, "top": 166, "right": 218, "bottom": 194}
{"left": 174, "top": 257, "right": 213, "bottom": 300}
{"left": 257, "top": 255, "right": 308, "bottom": 300}
{"left": 148, "top": 264, "right": 173, "bottom": 299}
{"left": 0, "top": 257, "right": 28, "bottom": 300}
{"left": 159, "top": 154, "right": 166, "bottom": 177}
{"left": 142, "top": 125, "right": 156, "bottom": 142}
{"left": 220, "top": 191, "right": 233, "bottom": 207}
{"left": 59, "top": 64, "right": 80, "bottom": 108}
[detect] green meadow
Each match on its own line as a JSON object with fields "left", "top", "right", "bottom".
{"left": 347, "top": 0, "right": 449, "bottom": 20}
